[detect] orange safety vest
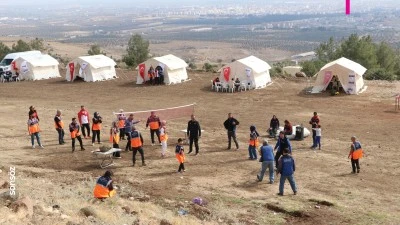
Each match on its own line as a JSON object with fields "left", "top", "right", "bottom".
{"left": 176, "top": 153, "right": 185, "bottom": 163}
{"left": 71, "top": 129, "right": 81, "bottom": 138}
{"left": 54, "top": 120, "right": 64, "bottom": 129}
{"left": 149, "top": 121, "right": 160, "bottom": 130}
{"left": 351, "top": 149, "right": 363, "bottom": 160}
{"left": 29, "top": 123, "right": 40, "bottom": 134}
{"left": 92, "top": 123, "right": 101, "bottom": 131}
{"left": 249, "top": 138, "right": 259, "bottom": 147}
{"left": 160, "top": 127, "right": 168, "bottom": 142}
{"left": 118, "top": 120, "right": 125, "bottom": 129}
{"left": 110, "top": 131, "right": 120, "bottom": 144}
{"left": 93, "top": 177, "right": 116, "bottom": 198}
{"left": 130, "top": 131, "right": 142, "bottom": 148}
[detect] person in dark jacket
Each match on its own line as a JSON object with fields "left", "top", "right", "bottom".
{"left": 277, "top": 148, "right": 297, "bottom": 196}
{"left": 274, "top": 131, "right": 292, "bottom": 169}
{"left": 69, "top": 117, "right": 85, "bottom": 152}
{"left": 130, "top": 126, "right": 146, "bottom": 167}
{"left": 187, "top": 114, "right": 201, "bottom": 155}
{"left": 54, "top": 109, "right": 65, "bottom": 145}
{"left": 309, "top": 112, "right": 320, "bottom": 148}
{"left": 223, "top": 113, "right": 240, "bottom": 150}
{"left": 91, "top": 112, "right": 102, "bottom": 145}
{"left": 283, "top": 120, "right": 292, "bottom": 136}
{"left": 257, "top": 139, "right": 275, "bottom": 183}
{"left": 146, "top": 111, "right": 161, "bottom": 145}
{"left": 248, "top": 125, "right": 259, "bottom": 160}
{"left": 124, "top": 114, "right": 141, "bottom": 151}
{"left": 269, "top": 115, "right": 279, "bottom": 137}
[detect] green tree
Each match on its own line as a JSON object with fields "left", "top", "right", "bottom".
{"left": 339, "top": 34, "right": 378, "bottom": 69}
{"left": 11, "top": 40, "right": 31, "bottom": 52}
{"left": 315, "top": 37, "right": 338, "bottom": 62}
{"left": 376, "top": 42, "right": 396, "bottom": 72}
{"left": 188, "top": 62, "right": 197, "bottom": 70}
{"left": 364, "top": 68, "right": 396, "bottom": 81}
{"left": 301, "top": 61, "right": 318, "bottom": 77}
{"left": 88, "top": 44, "right": 105, "bottom": 55}
{"left": 0, "top": 42, "right": 11, "bottom": 61}
{"left": 30, "top": 38, "right": 46, "bottom": 51}
{"left": 122, "top": 34, "right": 149, "bottom": 67}
{"left": 203, "top": 62, "right": 213, "bottom": 72}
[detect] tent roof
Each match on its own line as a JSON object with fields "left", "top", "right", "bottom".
{"left": 15, "top": 54, "right": 59, "bottom": 67}
{"left": 153, "top": 54, "right": 188, "bottom": 70}
{"left": 320, "top": 57, "right": 367, "bottom": 76}
{"left": 77, "top": 55, "right": 116, "bottom": 69}
{"left": 236, "top": 55, "right": 271, "bottom": 73}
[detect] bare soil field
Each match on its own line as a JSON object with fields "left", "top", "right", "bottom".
{"left": 0, "top": 72, "right": 399, "bottom": 225}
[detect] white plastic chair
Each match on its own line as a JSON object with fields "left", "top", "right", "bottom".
{"left": 215, "top": 82, "right": 221, "bottom": 92}
{"left": 221, "top": 83, "right": 229, "bottom": 92}
{"left": 247, "top": 82, "right": 252, "bottom": 90}
{"left": 211, "top": 80, "right": 215, "bottom": 90}
{"left": 240, "top": 82, "right": 247, "bottom": 91}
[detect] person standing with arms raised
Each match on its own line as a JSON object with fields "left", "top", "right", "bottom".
{"left": 187, "top": 114, "right": 201, "bottom": 155}
{"left": 78, "top": 105, "right": 91, "bottom": 139}
{"left": 146, "top": 111, "right": 161, "bottom": 146}
{"left": 224, "top": 113, "right": 240, "bottom": 150}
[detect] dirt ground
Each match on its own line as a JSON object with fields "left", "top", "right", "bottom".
{"left": 0, "top": 72, "right": 399, "bottom": 225}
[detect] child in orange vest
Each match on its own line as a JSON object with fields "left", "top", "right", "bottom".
{"left": 160, "top": 120, "right": 168, "bottom": 157}
{"left": 69, "top": 118, "right": 85, "bottom": 152}
{"left": 248, "top": 125, "right": 259, "bottom": 160}
{"left": 176, "top": 138, "right": 185, "bottom": 173}
{"left": 348, "top": 136, "right": 363, "bottom": 173}
{"left": 110, "top": 121, "right": 121, "bottom": 158}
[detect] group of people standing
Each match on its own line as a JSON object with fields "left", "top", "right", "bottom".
{"left": 147, "top": 65, "right": 164, "bottom": 85}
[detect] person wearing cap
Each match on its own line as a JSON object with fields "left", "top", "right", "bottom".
{"left": 93, "top": 170, "right": 116, "bottom": 199}
{"left": 69, "top": 117, "right": 85, "bottom": 152}
{"left": 248, "top": 125, "right": 260, "bottom": 160}
{"left": 146, "top": 111, "right": 161, "bottom": 146}
{"left": 257, "top": 139, "right": 274, "bottom": 183}
{"left": 124, "top": 114, "right": 141, "bottom": 151}
{"left": 348, "top": 136, "right": 363, "bottom": 174}
{"left": 277, "top": 148, "right": 297, "bottom": 196}
{"left": 130, "top": 125, "right": 146, "bottom": 166}
{"left": 54, "top": 109, "right": 65, "bottom": 145}
{"left": 274, "top": 131, "right": 292, "bottom": 169}
{"left": 117, "top": 109, "right": 126, "bottom": 141}
{"left": 78, "top": 105, "right": 91, "bottom": 139}
{"left": 92, "top": 112, "right": 103, "bottom": 146}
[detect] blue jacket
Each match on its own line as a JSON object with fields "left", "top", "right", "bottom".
{"left": 260, "top": 145, "right": 274, "bottom": 162}
{"left": 274, "top": 137, "right": 292, "bottom": 153}
{"left": 278, "top": 155, "right": 295, "bottom": 176}
{"left": 124, "top": 119, "right": 140, "bottom": 133}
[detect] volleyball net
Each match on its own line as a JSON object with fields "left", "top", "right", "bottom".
{"left": 113, "top": 103, "right": 196, "bottom": 121}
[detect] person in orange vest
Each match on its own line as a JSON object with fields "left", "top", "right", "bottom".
{"left": 78, "top": 105, "right": 91, "bottom": 139}
{"left": 160, "top": 120, "right": 168, "bottom": 157}
{"left": 27, "top": 114, "right": 43, "bottom": 149}
{"left": 309, "top": 112, "right": 320, "bottom": 148}
{"left": 69, "top": 118, "right": 85, "bottom": 152}
{"left": 93, "top": 170, "right": 116, "bottom": 200}
{"left": 92, "top": 112, "right": 103, "bottom": 146}
{"left": 348, "top": 136, "right": 363, "bottom": 174}
{"left": 117, "top": 109, "right": 126, "bottom": 141}
{"left": 110, "top": 121, "right": 121, "bottom": 158}
{"left": 175, "top": 138, "right": 185, "bottom": 173}
{"left": 248, "top": 125, "right": 260, "bottom": 160}
{"left": 130, "top": 126, "right": 146, "bottom": 166}
{"left": 54, "top": 110, "right": 65, "bottom": 145}
{"left": 146, "top": 111, "right": 161, "bottom": 146}
{"left": 148, "top": 65, "right": 155, "bottom": 85}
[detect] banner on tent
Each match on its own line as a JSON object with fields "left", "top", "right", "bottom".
{"left": 223, "top": 67, "right": 230, "bottom": 82}
{"left": 21, "top": 61, "right": 29, "bottom": 74}
{"left": 139, "top": 63, "right": 145, "bottom": 79}
{"left": 79, "top": 63, "right": 88, "bottom": 76}
{"left": 69, "top": 63, "right": 75, "bottom": 81}
{"left": 324, "top": 71, "right": 332, "bottom": 85}
{"left": 245, "top": 68, "right": 251, "bottom": 77}
{"left": 11, "top": 61, "right": 17, "bottom": 71}
{"left": 347, "top": 72, "right": 356, "bottom": 94}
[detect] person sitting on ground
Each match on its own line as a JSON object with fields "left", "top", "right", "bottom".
{"left": 234, "top": 78, "right": 241, "bottom": 91}
{"left": 269, "top": 115, "right": 279, "bottom": 137}
{"left": 283, "top": 120, "right": 292, "bottom": 136}
{"left": 93, "top": 170, "right": 116, "bottom": 200}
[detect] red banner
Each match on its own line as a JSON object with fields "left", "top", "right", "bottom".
{"left": 139, "top": 63, "right": 145, "bottom": 79}
{"left": 69, "top": 63, "right": 74, "bottom": 81}
{"left": 11, "top": 61, "right": 17, "bottom": 70}
{"left": 223, "top": 67, "right": 230, "bottom": 82}
{"left": 324, "top": 71, "right": 332, "bottom": 85}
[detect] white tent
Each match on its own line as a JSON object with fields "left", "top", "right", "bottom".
{"left": 311, "top": 57, "right": 367, "bottom": 94}
{"left": 218, "top": 55, "right": 272, "bottom": 89}
{"left": 66, "top": 55, "right": 117, "bottom": 82}
{"left": 11, "top": 54, "right": 60, "bottom": 80}
{"left": 136, "top": 54, "right": 188, "bottom": 85}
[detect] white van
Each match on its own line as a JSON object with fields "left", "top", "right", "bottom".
{"left": 0, "top": 50, "right": 41, "bottom": 72}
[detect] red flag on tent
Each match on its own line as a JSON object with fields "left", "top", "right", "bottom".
{"left": 223, "top": 67, "right": 230, "bottom": 82}
{"left": 11, "top": 61, "right": 17, "bottom": 70}
{"left": 68, "top": 62, "right": 75, "bottom": 81}
{"left": 139, "top": 63, "right": 145, "bottom": 80}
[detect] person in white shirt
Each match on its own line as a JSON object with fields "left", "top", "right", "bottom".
{"left": 78, "top": 105, "right": 91, "bottom": 139}
{"left": 312, "top": 125, "right": 322, "bottom": 150}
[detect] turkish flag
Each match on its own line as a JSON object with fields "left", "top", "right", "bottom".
{"left": 139, "top": 63, "right": 145, "bottom": 80}
{"left": 324, "top": 71, "right": 332, "bottom": 85}
{"left": 69, "top": 63, "right": 75, "bottom": 81}
{"left": 223, "top": 67, "right": 230, "bottom": 82}
{"left": 11, "top": 61, "right": 17, "bottom": 70}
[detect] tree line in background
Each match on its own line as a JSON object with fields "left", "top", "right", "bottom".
{"left": 300, "top": 34, "right": 400, "bottom": 81}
